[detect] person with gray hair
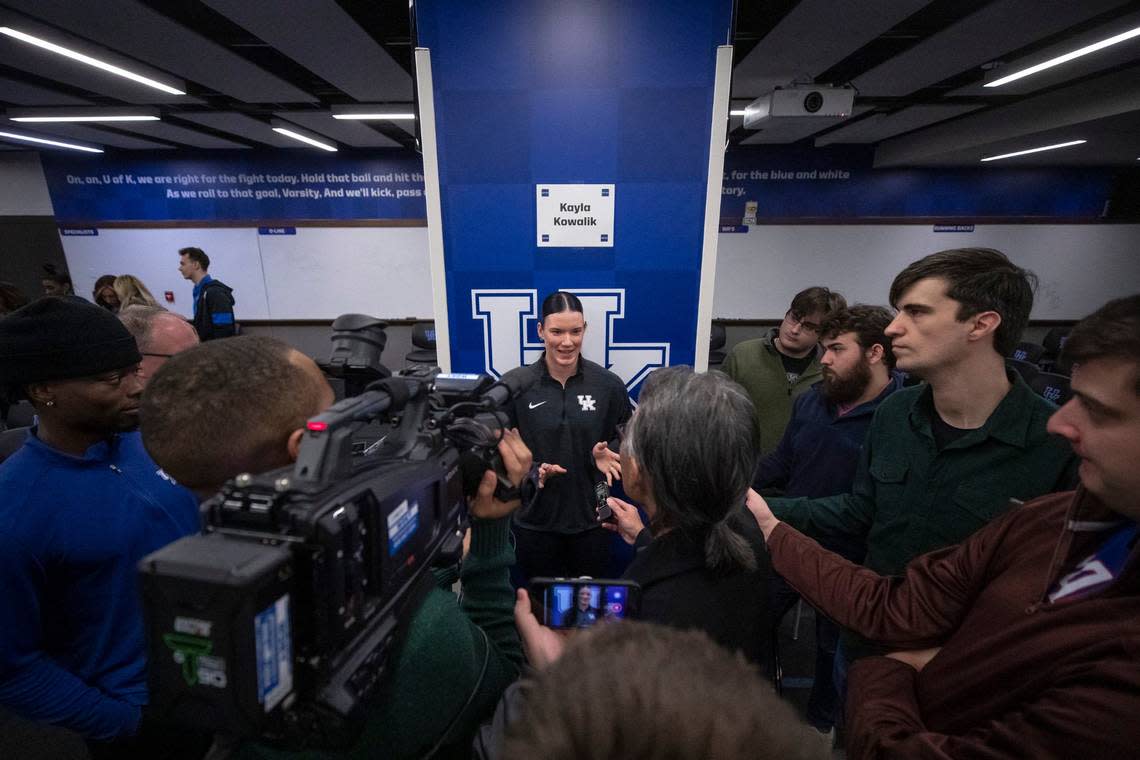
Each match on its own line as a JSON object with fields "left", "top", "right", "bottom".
{"left": 599, "top": 365, "right": 773, "bottom": 665}
{"left": 117, "top": 305, "right": 199, "bottom": 387}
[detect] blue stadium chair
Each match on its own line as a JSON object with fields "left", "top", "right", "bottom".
{"left": 406, "top": 321, "right": 438, "bottom": 367}
{"left": 1031, "top": 372, "right": 1072, "bottom": 406}
{"left": 1006, "top": 358, "right": 1039, "bottom": 385}
{"left": 0, "top": 427, "right": 28, "bottom": 464}
{"left": 1041, "top": 326, "right": 1073, "bottom": 375}
{"left": 1010, "top": 341, "right": 1045, "bottom": 364}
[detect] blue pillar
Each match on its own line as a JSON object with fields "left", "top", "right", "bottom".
{"left": 416, "top": 0, "right": 733, "bottom": 393}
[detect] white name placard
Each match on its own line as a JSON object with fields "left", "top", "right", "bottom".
{"left": 535, "top": 184, "right": 615, "bottom": 248}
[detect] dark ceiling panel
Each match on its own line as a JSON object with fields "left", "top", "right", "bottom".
{"left": 273, "top": 112, "right": 401, "bottom": 148}
{"left": 12, "top": 122, "right": 174, "bottom": 150}
{"left": 2, "top": 0, "right": 318, "bottom": 103}
{"left": 854, "top": 0, "right": 1129, "bottom": 96}
{"left": 177, "top": 112, "right": 296, "bottom": 147}
{"left": 907, "top": 110, "right": 1140, "bottom": 166}
{"left": 0, "top": 37, "right": 194, "bottom": 104}
{"left": 0, "top": 76, "right": 92, "bottom": 106}
{"left": 875, "top": 65, "right": 1140, "bottom": 165}
{"left": 107, "top": 121, "right": 252, "bottom": 149}
{"left": 816, "top": 104, "right": 984, "bottom": 145}
{"left": 732, "top": 0, "right": 930, "bottom": 97}
{"left": 202, "top": 0, "right": 412, "bottom": 102}
{"left": 949, "top": 8, "right": 1140, "bottom": 97}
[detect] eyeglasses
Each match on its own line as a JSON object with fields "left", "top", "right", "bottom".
{"left": 785, "top": 310, "right": 822, "bottom": 334}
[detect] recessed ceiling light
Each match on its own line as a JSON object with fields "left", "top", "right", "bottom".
{"left": 332, "top": 112, "right": 416, "bottom": 121}
{"left": 986, "top": 24, "right": 1140, "bottom": 88}
{"left": 10, "top": 115, "right": 160, "bottom": 123}
{"left": 0, "top": 26, "right": 185, "bottom": 95}
{"left": 271, "top": 125, "right": 337, "bottom": 152}
{"left": 0, "top": 129, "right": 102, "bottom": 153}
{"left": 980, "top": 139, "right": 1086, "bottom": 162}
{"left": 330, "top": 104, "right": 416, "bottom": 121}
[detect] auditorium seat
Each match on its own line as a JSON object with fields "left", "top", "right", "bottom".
{"left": 405, "top": 321, "right": 438, "bottom": 367}
{"left": 1030, "top": 372, "right": 1073, "bottom": 406}
{"left": 1006, "top": 358, "right": 1039, "bottom": 384}
{"left": 0, "top": 427, "right": 28, "bottom": 464}
{"left": 708, "top": 322, "right": 727, "bottom": 367}
{"left": 2, "top": 400, "right": 34, "bottom": 429}
{"left": 1041, "top": 326, "right": 1072, "bottom": 375}
{"left": 1010, "top": 341, "right": 1045, "bottom": 364}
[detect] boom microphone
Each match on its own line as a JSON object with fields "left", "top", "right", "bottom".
{"left": 480, "top": 365, "right": 538, "bottom": 408}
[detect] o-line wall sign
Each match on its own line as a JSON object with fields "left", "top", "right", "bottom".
{"left": 535, "top": 184, "right": 615, "bottom": 248}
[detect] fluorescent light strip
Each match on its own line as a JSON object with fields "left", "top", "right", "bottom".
{"left": 0, "top": 129, "right": 102, "bottom": 153}
{"left": 986, "top": 25, "right": 1140, "bottom": 87}
{"left": 729, "top": 110, "right": 746, "bottom": 116}
{"left": 0, "top": 26, "right": 184, "bottom": 95}
{"left": 10, "top": 115, "right": 160, "bottom": 123}
{"left": 332, "top": 112, "right": 416, "bottom": 120}
{"left": 980, "top": 139, "right": 1086, "bottom": 162}
{"left": 272, "top": 127, "right": 337, "bottom": 152}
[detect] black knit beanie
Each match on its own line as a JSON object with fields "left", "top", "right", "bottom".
{"left": 0, "top": 296, "right": 142, "bottom": 387}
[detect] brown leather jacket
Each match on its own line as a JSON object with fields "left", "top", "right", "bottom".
{"left": 768, "top": 488, "right": 1140, "bottom": 759}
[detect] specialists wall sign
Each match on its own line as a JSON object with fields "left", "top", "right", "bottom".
{"left": 536, "top": 184, "right": 615, "bottom": 247}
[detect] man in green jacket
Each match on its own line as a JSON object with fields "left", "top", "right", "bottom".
{"left": 724, "top": 286, "right": 847, "bottom": 453}
{"left": 761, "top": 249, "right": 1076, "bottom": 663}
{"left": 139, "top": 336, "right": 526, "bottom": 759}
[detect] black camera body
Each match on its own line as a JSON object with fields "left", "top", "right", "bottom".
{"left": 139, "top": 368, "right": 533, "bottom": 747}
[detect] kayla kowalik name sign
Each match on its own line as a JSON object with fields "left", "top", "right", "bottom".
{"left": 536, "top": 184, "right": 615, "bottom": 248}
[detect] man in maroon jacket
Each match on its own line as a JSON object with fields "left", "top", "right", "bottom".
{"left": 748, "top": 294, "right": 1140, "bottom": 759}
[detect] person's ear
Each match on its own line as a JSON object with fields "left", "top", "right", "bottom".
{"left": 286, "top": 428, "right": 305, "bottom": 462}
{"left": 866, "top": 343, "right": 885, "bottom": 366}
{"left": 968, "top": 311, "right": 1002, "bottom": 343}
{"left": 24, "top": 382, "right": 53, "bottom": 408}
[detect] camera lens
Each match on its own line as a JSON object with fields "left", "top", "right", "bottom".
{"left": 803, "top": 91, "right": 824, "bottom": 113}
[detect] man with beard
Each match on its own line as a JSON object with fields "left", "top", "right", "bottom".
{"left": 759, "top": 249, "right": 1076, "bottom": 702}
{"left": 0, "top": 298, "right": 200, "bottom": 746}
{"left": 754, "top": 305, "right": 903, "bottom": 735}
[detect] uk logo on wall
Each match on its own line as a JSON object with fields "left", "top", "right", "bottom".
{"left": 471, "top": 288, "right": 670, "bottom": 396}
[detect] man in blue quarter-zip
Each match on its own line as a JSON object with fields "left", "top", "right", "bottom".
{"left": 0, "top": 298, "right": 201, "bottom": 748}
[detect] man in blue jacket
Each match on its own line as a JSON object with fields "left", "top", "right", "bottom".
{"left": 755, "top": 305, "right": 903, "bottom": 735}
{"left": 0, "top": 299, "right": 201, "bottom": 748}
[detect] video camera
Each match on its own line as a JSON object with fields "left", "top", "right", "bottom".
{"left": 139, "top": 352, "right": 536, "bottom": 748}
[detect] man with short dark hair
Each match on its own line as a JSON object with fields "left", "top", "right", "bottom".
{"left": 140, "top": 337, "right": 528, "bottom": 758}
{"left": 117, "top": 306, "right": 199, "bottom": 388}
{"left": 724, "top": 286, "right": 846, "bottom": 453}
{"left": 747, "top": 294, "right": 1140, "bottom": 759}
{"left": 178, "top": 246, "right": 235, "bottom": 341}
{"left": 755, "top": 304, "right": 903, "bottom": 733}
{"left": 0, "top": 298, "right": 200, "bottom": 742}
{"left": 761, "top": 249, "right": 1076, "bottom": 668}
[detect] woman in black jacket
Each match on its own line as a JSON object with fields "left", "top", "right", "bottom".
{"left": 604, "top": 365, "right": 773, "bottom": 665}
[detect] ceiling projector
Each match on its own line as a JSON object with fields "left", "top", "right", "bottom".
{"left": 742, "top": 86, "right": 855, "bottom": 128}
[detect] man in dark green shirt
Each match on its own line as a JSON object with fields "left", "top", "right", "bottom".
{"left": 756, "top": 249, "right": 1076, "bottom": 661}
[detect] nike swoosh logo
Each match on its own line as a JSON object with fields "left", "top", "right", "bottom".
{"left": 528, "top": 401, "right": 547, "bottom": 409}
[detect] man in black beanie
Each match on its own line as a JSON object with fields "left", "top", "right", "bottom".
{"left": 0, "top": 298, "right": 201, "bottom": 749}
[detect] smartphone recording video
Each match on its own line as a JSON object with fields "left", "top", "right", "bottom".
{"left": 530, "top": 578, "right": 640, "bottom": 630}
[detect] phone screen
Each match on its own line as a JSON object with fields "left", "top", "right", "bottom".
{"left": 539, "top": 582, "right": 634, "bottom": 629}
